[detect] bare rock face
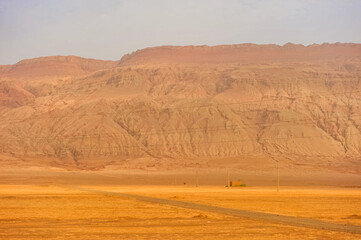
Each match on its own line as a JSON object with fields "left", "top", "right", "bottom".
{"left": 119, "top": 43, "right": 361, "bottom": 65}
{"left": 2, "top": 55, "right": 119, "bottom": 80}
{"left": 0, "top": 81, "right": 35, "bottom": 107}
{"left": 0, "top": 44, "right": 360, "bottom": 172}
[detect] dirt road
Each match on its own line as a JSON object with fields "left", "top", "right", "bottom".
{"left": 66, "top": 185, "right": 361, "bottom": 235}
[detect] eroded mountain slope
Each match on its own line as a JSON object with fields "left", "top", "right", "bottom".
{"left": 0, "top": 43, "right": 360, "bottom": 171}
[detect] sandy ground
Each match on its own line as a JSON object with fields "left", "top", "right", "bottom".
{"left": 0, "top": 184, "right": 360, "bottom": 239}
{"left": 1, "top": 166, "right": 360, "bottom": 186}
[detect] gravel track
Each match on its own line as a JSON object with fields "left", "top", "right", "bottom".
{"left": 67, "top": 186, "right": 361, "bottom": 235}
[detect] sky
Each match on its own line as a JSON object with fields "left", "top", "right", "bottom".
{"left": 0, "top": 0, "right": 360, "bottom": 64}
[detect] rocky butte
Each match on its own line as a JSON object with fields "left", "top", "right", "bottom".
{"left": 0, "top": 43, "right": 360, "bottom": 174}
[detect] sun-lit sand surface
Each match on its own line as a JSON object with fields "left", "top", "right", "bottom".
{"left": 121, "top": 186, "right": 361, "bottom": 226}
{"left": 0, "top": 184, "right": 360, "bottom": 239}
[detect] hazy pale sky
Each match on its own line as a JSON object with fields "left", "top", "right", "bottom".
{"left": 0, "top": 0, "right": 360, "bottom": 64}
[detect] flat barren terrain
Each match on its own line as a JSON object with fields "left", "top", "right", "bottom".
{"left": 0, "top": 184, "right": 360, "bottom": 239}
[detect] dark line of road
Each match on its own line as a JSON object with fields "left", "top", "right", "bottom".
{"left": 65, "top": 185, "right": 361, "bottom": 235}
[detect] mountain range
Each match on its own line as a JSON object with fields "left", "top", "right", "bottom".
{"left": 0, "top": 43, "right": 360, "bottom": 173}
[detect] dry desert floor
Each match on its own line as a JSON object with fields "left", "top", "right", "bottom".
{"left": 0, "top": 184, "right": 360, "bottom": 239}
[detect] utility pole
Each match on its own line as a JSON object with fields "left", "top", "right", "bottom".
{"left": 227, "top": 169, "right": 230, "bottom": 187}
{"left": 269, "top": 155, "right": 280, "bottom": 192}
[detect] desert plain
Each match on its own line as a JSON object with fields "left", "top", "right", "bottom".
{"left": 0, "top": 185, "right": 360, "bottom": 239}
{"left": 0, "top": 166, "right": 360, "bottom": 239}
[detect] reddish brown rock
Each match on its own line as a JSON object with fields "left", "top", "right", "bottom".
{"left": 0, "top": 43, "right": 360, "bottom": 172}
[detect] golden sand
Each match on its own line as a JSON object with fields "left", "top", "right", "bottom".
{"left": 0, "top": 185, "right": 360, "bottom": 239}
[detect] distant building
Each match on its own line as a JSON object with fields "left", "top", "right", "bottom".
{"left": 230, "top": 181, "right": 242, "bottom": 187}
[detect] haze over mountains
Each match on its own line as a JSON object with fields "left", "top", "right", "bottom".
{"left": 0, "top": 43, "right": 360, "bottom": 173}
